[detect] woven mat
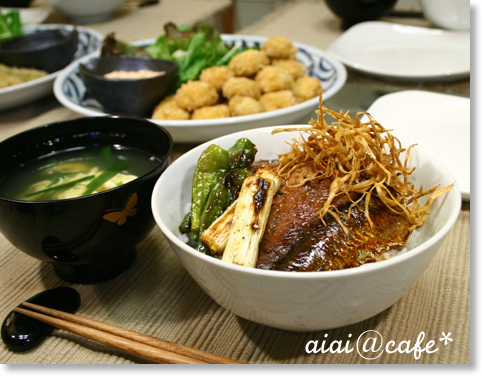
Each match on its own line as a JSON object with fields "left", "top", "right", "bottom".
{"left": 1, "top": 0, "right": 471, "bottom": 365}
{"left": 0, "top": 207, "right": 471, "bottom": 364}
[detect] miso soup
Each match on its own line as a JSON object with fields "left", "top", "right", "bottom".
{"left": 0, "top": 146, "right": 161, "bottom": 201}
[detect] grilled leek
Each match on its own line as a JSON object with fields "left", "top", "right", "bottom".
{"left": 221, "top": 169, "right": 281, "bottom": 267}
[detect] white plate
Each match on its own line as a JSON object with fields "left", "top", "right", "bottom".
{"left": 0, "top": 24, "right": 103, "bottom": 111}
{"left": 1, "top": 6, "right": 50, "bottom": 25}
{"left": 53, "top": 34, "right": 347, "bottom": 143}
{"left": 327, "top": 21, "right": 470, "bottom": 82}
{"left": 366, "top": 90, "right": 470, "bottom": 200}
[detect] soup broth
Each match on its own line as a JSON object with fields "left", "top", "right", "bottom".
{"left": 0, "top": 146, "right": 161, "bottom": 201}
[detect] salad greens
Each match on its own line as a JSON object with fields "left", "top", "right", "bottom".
{"left": 0, "top": 10, "right": 21, "bottom": 44}
{"left": 101, "top": 22, "right": 254, "bottom": 91}
{"left": 146, "top": 22, "right": 245, "bottom": 87}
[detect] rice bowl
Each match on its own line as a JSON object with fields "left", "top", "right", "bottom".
{"left": 151, "top": 125, "right": 461, "bottom": 331}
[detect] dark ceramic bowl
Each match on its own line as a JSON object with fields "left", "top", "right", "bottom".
{"left": 0, "top": 0, "right": 32, "bottom": 7}
{"left": 325, "top": 0, "right": 397, "bottom": 29}
{"left": 0, "top": 27, "right": 79, "bottom": 73}
{"left": 0, "top": 117, "right": 172, "bottom": 284}
{"left": 79, "top": 56, "right": 178, "bottom": 118}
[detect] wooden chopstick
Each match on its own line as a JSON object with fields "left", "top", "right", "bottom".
{"left": 15, "top": 302, "right": 246, "bottom": 364}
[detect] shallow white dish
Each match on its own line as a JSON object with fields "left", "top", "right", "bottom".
{"left": 327, "top": 21, "right": 470, "bottom": 82}
{"left": 0, "top": 24, "right": 103, "bottom": 111}
{"left": 151, "top": 125, "right": 461, "bottom": 331}
{"left": 1, "top": 6, "right": 50, "bottom": 25}
{"left": 366, "top": 90, "right": 470, "bottom": 200}
{"left": 46, "top": 0, "right": 124, "bottom": 24}
{"left": 54, "top": 34, "right": 347, "bottom": 143}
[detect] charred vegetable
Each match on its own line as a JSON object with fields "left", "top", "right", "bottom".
{"left": 199, "top": 168, "right": 281, "bottom": 267}
{"left": 180, "top": 138, "right": 257, "bottom": 252}
{"left": 189, "top": 144, "right": 229, "bottom": 241}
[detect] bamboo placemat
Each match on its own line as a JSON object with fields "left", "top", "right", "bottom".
{"left": 0, "top": 207, "right": 471, "bottom": 364}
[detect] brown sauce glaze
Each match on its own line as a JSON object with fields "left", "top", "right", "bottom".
{"left": 255, "top": 162, "right": 357, "bottom": 270}
{"left": 274, "top": 197, "right": 411, "bottom": 271}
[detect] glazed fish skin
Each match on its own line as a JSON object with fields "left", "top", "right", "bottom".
{"left": 256, "top": 175, "right": 355, "bottom": 270}
{"left": 274, "top": 197, "right": 411, "bottom": 272}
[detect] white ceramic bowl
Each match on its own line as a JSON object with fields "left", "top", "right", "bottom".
{"left": 54, "top": 35, "right": 347, "bottom": 143}
{"left": 46, "top": 0, "right": 124, "bottom": 24}
{"left": 419, "top": 0, "right": 470, "bottom": 30}
{"left": 151, "top": 125, "right": 461, "bottom": 332}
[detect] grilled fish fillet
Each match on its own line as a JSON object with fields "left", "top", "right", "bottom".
{"left": 255, "top": 164, "right": 411, "bottom": 271}
{"left": 273, "top": 196, "right": 411, "bottom": 271}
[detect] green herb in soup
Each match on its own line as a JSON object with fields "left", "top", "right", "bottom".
{"left": 0, "top": 146, "right": 160, "bottom": 201}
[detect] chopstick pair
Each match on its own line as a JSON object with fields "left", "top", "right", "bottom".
{"left": 14, "top": 302, "right": 246, "bottom": 364}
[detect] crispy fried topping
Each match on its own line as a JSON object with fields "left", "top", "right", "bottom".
{"left": 273, "top": 93, "right": 453, "bottom": 232}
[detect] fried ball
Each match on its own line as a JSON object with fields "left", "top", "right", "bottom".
{"left": 259, "top": 90, "right": 297, "bottom": 112}
{"left": 228, "top": 49, "right": 269, "bottom": 76}
{"left": 222, "top": 77, "right": 262, "bottom": 100}
{"left": 152, "top": 96, "right": 190, "bottom": 120}
{"left": 261, "top": 36, "right": 298, "bottom": 60}
{"left": 292, "top": 74, "right": 322, "bottom": 102}
{"left": 199, "top": 66, "right": 234, "bottom": 91}
{"left": 228, "top": 95, "right": 264, "bottom": 117}
{"left": 255, "top": 66, "right": 294, "bottom": 93}
{"left": 175, "top": 81, "right": 219, "bottom": 111}
{"left": 272, "top": 59, "right": 307, "bottom": 80}
{"left": 191, "top": 104, "right": 230, "bottom": 120}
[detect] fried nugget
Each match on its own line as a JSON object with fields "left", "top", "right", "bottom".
{"left": 259, "top": 90, "right": 297, "bottom": 112}
{"left": 222, "top": 77, "right": 262, "bottom": 99}
{"left": 175, "top": 81, "right": 219, "bottom": 111}
{"left": 199, "top": 66, "right": 234, "bottom": 91}
{"left": 271, "top": 59, "right": 307, "bottom": 80}
{"left": 228, "top": 95, "right": 264, "bottom": 117}
{"left": 191, "top": 104, "right": 230, "bottom": 120}
{"left": 152, "top": 96, "right": 190, "bottom": 120}
{"left": 261, "top": 36, "right": 298, "bottom": 60}
{"left": 255, "top": 66, "right": 294, "bottom": 93}
{"left": 228, "top": 49, "right": 270, "bottom": 76}
{"left": 292, "top": 74, "right": 322, "bottom": 102}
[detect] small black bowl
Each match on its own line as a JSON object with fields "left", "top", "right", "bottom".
{"left": 0, "top": 27, "right": 79, "bottom": 73}
{"left": 79, "top": 56, "right": 178, "bottom": 118}
{"left": 0, "top": 116, "right": 173, "bottom": 284}
{"left": 325, "top": 0, "right": 397, "bottom": 29}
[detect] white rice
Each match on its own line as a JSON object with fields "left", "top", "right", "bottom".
{"left": 379, "top": 228, "right": 424, "bottom": 261}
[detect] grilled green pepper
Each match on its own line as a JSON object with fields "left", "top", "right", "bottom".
{"left": 197, "top": 168, "right": 251, "bottom": 251}
{"left": 181, "top": 139, "right": 257, "bottom": 249}
{"left": 227, "top": 138, "right": 257, "bottom": 169}
{"left": 190, "top": 144, "right": 229, "bottom": 240}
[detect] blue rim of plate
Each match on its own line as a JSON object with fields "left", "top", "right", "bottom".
{"left": 55, "top": 34, "right": 347, "bottom": 126}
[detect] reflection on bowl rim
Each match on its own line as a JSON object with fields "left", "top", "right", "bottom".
{"left": 0, "top": 116, "right": 173, "bottom": 205}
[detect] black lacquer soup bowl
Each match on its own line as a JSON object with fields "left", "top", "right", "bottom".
{"left": 0, "top": 116, "right": 172, "bottom": 284}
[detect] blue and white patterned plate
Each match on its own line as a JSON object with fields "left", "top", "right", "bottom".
{"left": 54, "top": 34, "right": 346, "bottom": 143}
{"left": 0, "top": 24, "right": 103, "bottom": 111}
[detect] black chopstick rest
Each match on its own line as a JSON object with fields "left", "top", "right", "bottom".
{"left": 1, "top": 286, "right": 81, "bottom": 352}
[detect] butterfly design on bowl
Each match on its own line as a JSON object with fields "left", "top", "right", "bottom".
{"left": 103, "top": 192, "right": 138, "bottom": 225}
